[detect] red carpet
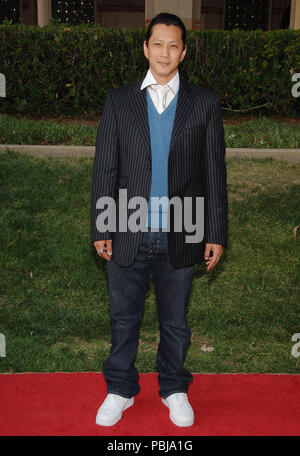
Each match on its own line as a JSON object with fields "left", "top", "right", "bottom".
{"left": 0, "top": 372, "right": 299, "bottom": 436}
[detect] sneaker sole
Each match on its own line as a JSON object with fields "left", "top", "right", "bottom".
{"left": 96, "top": 397, "right": 134, "bottom": 426}
{"left": 162, "top": 398, "right": 194, "bottom": 427}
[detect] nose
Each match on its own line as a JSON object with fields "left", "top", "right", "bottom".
{"left": 160, "top": 45, "right": 169, "bottom": 57}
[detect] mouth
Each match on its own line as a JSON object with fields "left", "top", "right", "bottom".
{"left": 158, "top": 62, "right": 170, "bottom": 66}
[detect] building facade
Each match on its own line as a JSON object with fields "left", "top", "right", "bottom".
{"left": 0, "top": 0, "right": 299, "bottom": 30}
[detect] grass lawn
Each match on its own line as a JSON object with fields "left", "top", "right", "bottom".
{"left": 1, "top": 113, "right": 300, "bottom": 148}
{"left": 0, "top": 150, "right": 299, "bottom": 373}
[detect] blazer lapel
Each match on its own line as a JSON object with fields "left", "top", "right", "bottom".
{"left": 129, "top": 75, "right": 194, "bottom": 162}
{"left": 129, "top": 81, "right": 151, "bottom": 162}
{"left": 169, "top": 76, "right": 194, "bottom": 159}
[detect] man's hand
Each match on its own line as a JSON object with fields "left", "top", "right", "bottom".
{"left": 204, "top": 243, "right": 223, "bottom": 271}
{"left": 94, "top": 240, "right": 113, "bottom": 261}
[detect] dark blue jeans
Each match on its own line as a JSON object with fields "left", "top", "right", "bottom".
{"left": 103, "top": 228, "right": 194, "bottom": 400}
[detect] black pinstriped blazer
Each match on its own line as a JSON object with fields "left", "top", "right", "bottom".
{"left": 91, "top": 74, "right": 228, "bottom": 268}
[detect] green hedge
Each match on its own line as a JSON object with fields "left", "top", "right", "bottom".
{"left": 0, "top": 23, "right": 300, "bottom": 117}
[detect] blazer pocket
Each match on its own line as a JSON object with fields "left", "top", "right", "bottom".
{"left": 182, "top": 125, "right": 206, "bottom": 136}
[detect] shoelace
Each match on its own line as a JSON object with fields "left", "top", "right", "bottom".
{"left": 170, "top": 393, "right": 187, "bottom": 406}
{"left": 105, "top": 394, "right": 128, "bottom": 411}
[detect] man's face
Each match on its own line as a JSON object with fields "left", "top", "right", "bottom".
{"left": 143, "top": 23, "right": 187, "bottom": 83}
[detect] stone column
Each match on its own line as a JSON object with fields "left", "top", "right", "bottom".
{"left": 192, "top": 0, "right": 201, "bottom": 30}
{"left": 290, "top": 0, "right": 300, "bottom": 29}
{"left": 37, "top": 0, "right": 51, "bottom": 27}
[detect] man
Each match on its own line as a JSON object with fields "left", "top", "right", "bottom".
{"left": 91, "top": 12, "right": 228, "bottom": 427}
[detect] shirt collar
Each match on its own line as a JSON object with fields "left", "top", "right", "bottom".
{"left": 140, "top": 68, "right": 179, "bottom": 95}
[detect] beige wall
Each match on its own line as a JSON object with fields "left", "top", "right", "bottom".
{"left": 145, "top": 0, "right": 225, "bottom": 31}
{"left": 145, "top": 0, "right": 193, "bottom": 29}
{"left": 18, "top": 0, "right": 298, "bottom": 31}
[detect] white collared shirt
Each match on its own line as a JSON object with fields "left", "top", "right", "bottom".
{"left": 140, "top": 68, "right": 179, "bottom": 112}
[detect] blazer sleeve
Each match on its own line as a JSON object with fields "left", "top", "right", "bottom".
{"left": 91, "top": 89, "right": 119, "bottom": 243}
{"left": 203, "top": 95, "right": 228, "bottom": 247}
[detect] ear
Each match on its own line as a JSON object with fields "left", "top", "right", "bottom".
{"left": 143, "top": 40, "right": 149, "bottom": 60}
{"left": 180, "top": 44, "right": 187, "bottom": 62}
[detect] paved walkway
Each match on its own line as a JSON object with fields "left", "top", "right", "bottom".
{"left": 0, "top": 144, "right": 300, "bottom": 162}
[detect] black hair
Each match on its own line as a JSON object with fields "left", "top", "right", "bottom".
{"left": 145, "top": 12, "right": 187, "bottom": 50}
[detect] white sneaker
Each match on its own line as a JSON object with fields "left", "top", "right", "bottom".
{"left": 162, "top": 392, "right": 194, "bottom": 427}
{"left": 95, "top": 393, "right": 134, "bottom": 426}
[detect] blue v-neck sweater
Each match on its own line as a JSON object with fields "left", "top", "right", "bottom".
{"left": 145, "top": 89, "right": 178, "bottom": 228}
